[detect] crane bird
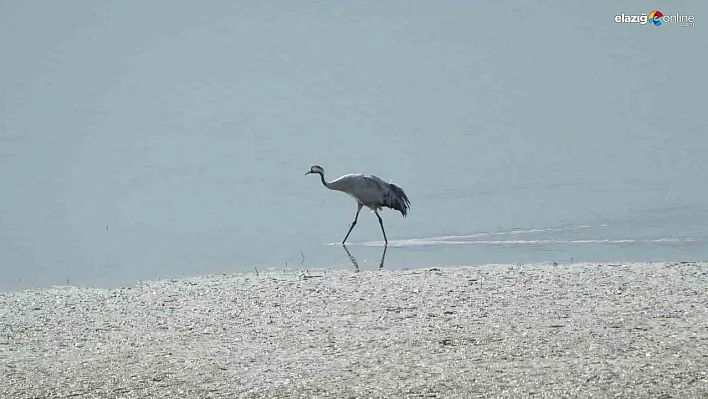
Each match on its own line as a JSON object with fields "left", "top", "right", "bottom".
{"left": 305, "top": 165, "right": 411, "bottom": 245}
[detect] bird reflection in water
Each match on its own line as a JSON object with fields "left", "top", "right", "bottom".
{"left": 342, "top": 244, "right": 388, "bottom": 272}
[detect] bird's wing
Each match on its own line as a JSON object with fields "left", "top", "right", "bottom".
{"left": 363, "top": 175, "right": 410, "bottom": 215}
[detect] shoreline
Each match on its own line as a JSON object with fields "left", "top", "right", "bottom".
{"left": 2, "top": 262, "right": 707, "bottom": 398}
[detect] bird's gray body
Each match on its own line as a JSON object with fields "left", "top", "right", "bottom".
{"left": 305, "top": 165, "right": 410, "bottom": 244}
{"left": 327, "top": 173, "right": 410, "bottom": 217}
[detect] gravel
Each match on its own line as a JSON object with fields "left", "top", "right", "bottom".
{"left": 1, "top": 261, "right": 707, "bottom": 398}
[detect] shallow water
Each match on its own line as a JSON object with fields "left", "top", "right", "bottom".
{"left": 1, "top": 1, "right": 707, "bottom": 291}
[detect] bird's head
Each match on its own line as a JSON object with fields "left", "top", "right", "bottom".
{"left": 305, "top": 165, "right": 324, "bottom": 176}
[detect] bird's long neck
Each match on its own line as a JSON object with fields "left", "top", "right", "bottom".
{"left": 316, "top": 172, "right": 330, "bottom": 188}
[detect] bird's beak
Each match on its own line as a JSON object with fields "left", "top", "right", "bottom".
{"left": 305, "top": 171, "right": 312, "bottom": 175}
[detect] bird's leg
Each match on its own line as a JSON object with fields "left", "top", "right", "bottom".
{"left": 374, "top": 210, "right": 388, "bottom": 245}
{"left": 342, "top": 203, "right": 363, "bottom": 244}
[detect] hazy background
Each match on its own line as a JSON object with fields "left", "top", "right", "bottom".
{"left": 1, "top": 1, "right": 706, "bottom": 291}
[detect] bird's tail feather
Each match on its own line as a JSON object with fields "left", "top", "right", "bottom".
{"left": 384, "top": 182, "right": 411, "bottom": 217}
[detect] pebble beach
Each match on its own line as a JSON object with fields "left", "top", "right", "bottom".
{"left": 2, "top": 261, "right": 707, "bottom": 398}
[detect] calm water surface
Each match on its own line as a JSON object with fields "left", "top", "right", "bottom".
{"left": 1, "top": 1, "right": 706, "bottom": 291}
